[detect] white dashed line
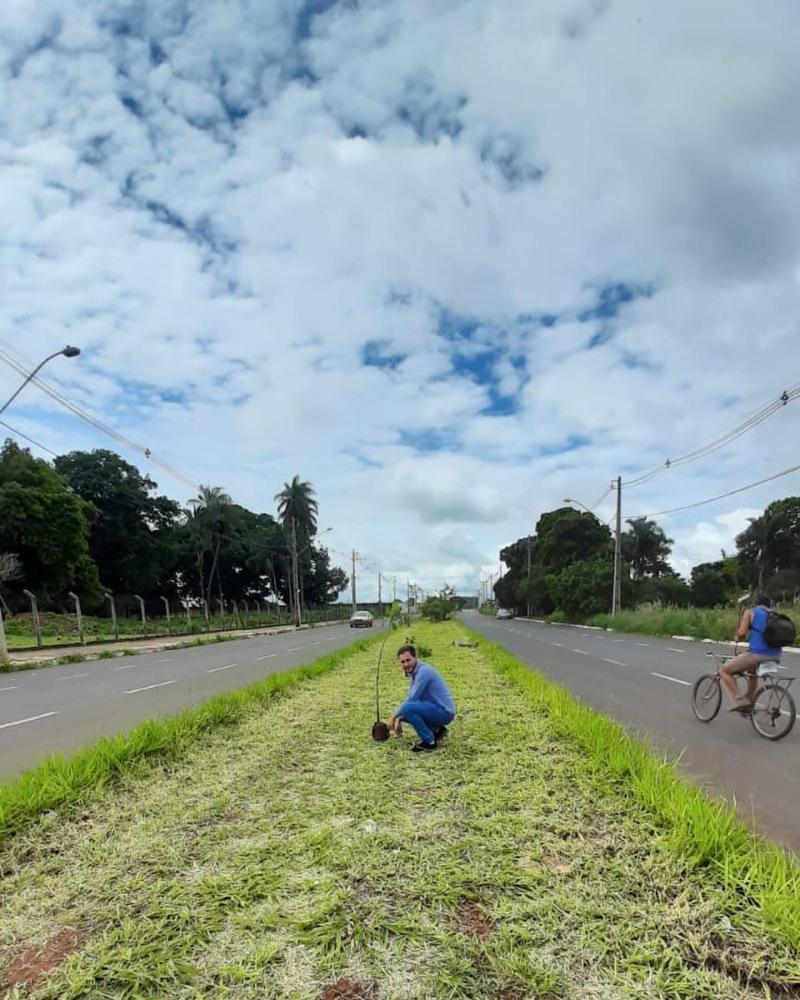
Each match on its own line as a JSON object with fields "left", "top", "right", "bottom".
{"left": 603, "top": 658, "right": 628, "bottom": 666}
{"left": 651, "top": 672, "right": 691, "bottom": 686}
{"left": 572, "top": 649, "right": 589, "bottom": 656}
{"left": 0, "top": 685, "right": 19, "bottom": 692}
{"left": 551, "top": 642, "right": 563, "bottom": 647}
{"left": 207, "top": 663, "right": 237, "bottom": 674}
{"left": 666, "top": 648, "right": 686, "bottom": 655}
{"left": 257, "top": 653, "right": 277, "bottom": 661}
{"left": 58, "top": 672, "right": 90, "bottom": 681}
{"left": 311, "top": 641, "right": 322, "bottom": 646}
{"left": 285, "top": 646, "right": 302, "bottom": 652}
{"left": 0, "top": 711, "right": 60, "bottom": 730}
{"left": 636, "top": 643, "right": 650, "bottom": 647}
{"left": 613, "top": 639, "right": 625, "bottom": 643}
{"left": 113, "top": 663, "right": 138, "bottom": 671}
{"left": 157, "top": 658, "right": 174, "bottom": 663}
{"left": 124, "top": 680, "right": 176, "bottom": 695}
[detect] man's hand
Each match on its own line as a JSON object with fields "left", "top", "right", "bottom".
{"left": 387, "top": 714, "right": 403, "bottom": 736}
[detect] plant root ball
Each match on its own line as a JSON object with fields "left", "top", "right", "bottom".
{"left": 372, "top": 722, "right": 390, "bottom": 742}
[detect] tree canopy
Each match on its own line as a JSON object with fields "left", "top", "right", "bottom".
{"left": 1, "top": 439, "right": 348, "bottom": 614}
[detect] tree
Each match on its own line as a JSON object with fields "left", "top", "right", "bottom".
{"left": 189, "top": 485, "right": 233, "bottom": 609}
{"left": 0, "top": 440, "right": 102, "bottom": 607}
{"left": 690, "top": 558, "right": 739, "bottom": 608}
{"left": 54, "top": 449, "right": 181, "bottom": 600}
{"left": 0, "top": 552, "right": 22, "bottom": 615}
{"left": 274, "top": 475, "right": 319, "bottom": 538}
{"left": 736, "top": 498, "right": 800, "bottom": 592}
{"left": 547, "top": 556, "right": 612, "bottom": 619}
{"left": 621, "top": 517, "right": 673, "bottom": 581}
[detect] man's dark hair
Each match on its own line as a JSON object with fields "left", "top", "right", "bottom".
{"left": 755, "top": 594, "right": 772, "bottom": 608}
{"left": 397, "top": 644, "right": 416, "bottom": 658}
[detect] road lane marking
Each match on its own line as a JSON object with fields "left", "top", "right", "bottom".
{"left": 0, "top": 685, "right": 19, "bottom": 692}
{"left": 58, "top": 672, "right": 90, "bottom": 681}
{"left": 285, "top": 646, "right": 302, "bottom": 652}
{"left": 113, "top": 663, "right": 138, "bottom": 671}
{"left": 257, "top": 654, "right": 277, "bottom": 661}
{"left": 124, "top": 681, "right": 176, "bottom": 695}
{"left": 666, "top": 648, "right": 686, "bottom": 655}
{"left": 0, "top": 711, "right": 60, "bottom": 730}
{"left": 613, "top": 639, "right": 625, "bottom": 643}
{"left": 311, "top": 641, "right": 322, "bottom": 646}
{"left": 207, "top": 663, "right": 237, "bottom": 673}
{"left": 636, "top": 643, "right": 650, "bottom": 647}
{"left": 551, "top": 642, "right": 563, "bottom": 647}
{"left": 651, "top": 672, "right": 691, "bottom": 686}
{"left": 157, "top": 658, "right": 174, "bottom": 663}
{"left": 603, "top": 658, "right": 628, "bottom": 666}
{"left": 572, "top": 649, "right": 589, "bottom": 656}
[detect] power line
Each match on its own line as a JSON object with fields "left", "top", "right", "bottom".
{"left": 623, "top": 384, "right": 800, "bottom": 488}
{"left": 0, "top": 347, "right": 200, "bottom": 491}
{"left": 630, "top": 462, "right": 800, "bottom": 519}
{"left": 0, "top": 419, "right": 58, "bottom": 456}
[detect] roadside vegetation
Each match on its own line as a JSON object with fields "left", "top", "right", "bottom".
{"left": 2, "top": 621, "right": 798, "bottom": 999}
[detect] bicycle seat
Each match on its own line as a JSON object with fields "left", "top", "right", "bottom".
{"left": 757, "top": 662, "right": 779, "bottom": 676}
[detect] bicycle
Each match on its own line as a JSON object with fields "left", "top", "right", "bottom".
{"left": 692, "top": 650, "right": 796, "bottom": 740}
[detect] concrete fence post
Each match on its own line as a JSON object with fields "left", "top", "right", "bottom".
{"left": 203, "top": 600, "right": 210, "bottom": 633}
{"left": 160, "top": 596, "right": 171, "bottom": 635}
{"left": 0, "top": 606, "right": 8, "bottom": 661}
{"left": 68, "top": 591, "right": 85, "bottom": 645}
{"left": 105, "top": 591, "right": 119, "bottom": 641}
{"left": 22, "top": 590, "right": 42, "bottom": 648}
{"left": 135, "top": 595, "right": 147, "bottom": 636}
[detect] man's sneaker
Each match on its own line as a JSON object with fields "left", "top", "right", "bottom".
{"left": 728, "top": 696, "right": 752, "bottom": 713}
{"left": 411, "top": 741, "right": 437, "bottom": 753}
{"left": 433, "top": 725, "right": 448, "bottom": 740}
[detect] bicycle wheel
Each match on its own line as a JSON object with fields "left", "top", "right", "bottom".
{"left": 692, "top": 674, "right": 721, "bottom": 722}
{"left": 750, "top": 685, "right": 796, "bottom": 741}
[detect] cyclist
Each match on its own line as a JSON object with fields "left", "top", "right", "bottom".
{"left": 720, "top": 594, "right": 781, "bottom": 712}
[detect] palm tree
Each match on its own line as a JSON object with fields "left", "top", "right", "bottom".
{"left": 623, "top": 517, "right": 673, "bottom": 580}
{"left": 274, "top": 475, "right": 319, "bottom": 538}
{"left": 189, "top": 485, "right": 232, "bottom": 609}
{"left": 274, "top": 476, "right": 319, "bottom": 619}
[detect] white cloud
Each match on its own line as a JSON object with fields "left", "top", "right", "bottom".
{"left": 1, "top": 0, "right": 800, "bottom": 598}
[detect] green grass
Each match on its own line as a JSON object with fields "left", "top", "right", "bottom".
{"left": 585, "top": 605, "right": 743, "bottom": 640}
{"left": 1, "top": 622, "right": 799, "bottom": 998}
{"left": 2, "top": 609, "right": 350, "bottom": 650}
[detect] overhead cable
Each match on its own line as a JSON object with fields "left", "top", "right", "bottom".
{"left": 623, "top": 384, "right": 800, "bottom": 488}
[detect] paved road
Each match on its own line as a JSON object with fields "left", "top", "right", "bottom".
{"left": 0, "top": 624, "right": 371, "bottom": 782}
{"left": 463, "top": 612, "right": 800, "bottom": 854}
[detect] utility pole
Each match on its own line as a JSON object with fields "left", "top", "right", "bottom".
{"left": 393, "top": 575, "right": 397, "bottom": 601}
{"left": 612, "top": 476, "right": 622, "bottom": 617}
{"left": 292, "top": 519, "right": 302, "bottom": 627}
{"left": 351, "top": 549, "right": 357, "bottom": 611}
{"left": 378, "top": 572, "right": 382, "bottom": 619}
{"left": 526, "top": 535, "right": 532, "bottom": 618}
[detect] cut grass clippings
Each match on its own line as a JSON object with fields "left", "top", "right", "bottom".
{"left": 1, "top": 622, "right": 799, "bottom": 999}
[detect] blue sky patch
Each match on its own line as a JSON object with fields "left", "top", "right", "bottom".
{"left": 587, "top": 327, "right": 614, "bottom": 349}
{"left": 398, "top": 428, "right": 460, "bottom": 453}
{"left": 362, "top": 340, "right": 406, "bottom": 370}
{"left": 620, "top": 350, "right": 660, "bottom": 372}
{"left": 480, "top": 134, "right": 546, "bottom": 189}
{"left": 578, "top": 281, "right": 656, "bottom": 322}
{"left": 538, "top": 434, "right": 592, "bottom": 457}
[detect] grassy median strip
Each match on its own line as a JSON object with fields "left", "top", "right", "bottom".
{"left": 2, "top": 622, "right": 799, "bottom": 999}
{"left": 0, "top": 635, "right": 379, "bottom": 843}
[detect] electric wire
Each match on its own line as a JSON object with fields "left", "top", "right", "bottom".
{"left": 622, "top": 384, "right": 800, "bottom": 488}
{"left": 629, "top": 462, "right": 800, "bottom": 519}
{"left": 0, "top": 419, "right": 58, "bottom": 457}
{"left": 0, "top": 347, "right": 200, "bottom": 490}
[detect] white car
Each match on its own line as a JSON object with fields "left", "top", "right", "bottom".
{"left": 496, "top": 608, "right": 513, "bottom": 620}
{"left": 349, "top": 610, "right": 374, "bottom": 628}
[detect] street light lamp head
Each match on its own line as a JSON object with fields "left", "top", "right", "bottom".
{"left": 62, "top": 345, "right": 81, "bottom": 358}
{"left": 563, "top": 498, "right": 574, "bottom": 503}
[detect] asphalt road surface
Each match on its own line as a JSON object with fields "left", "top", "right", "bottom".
{"left": 0, "top": 624, "right": 371, "bottom": 782}
{"left": 463, "top": 611, "right": 800, "bottom": 854}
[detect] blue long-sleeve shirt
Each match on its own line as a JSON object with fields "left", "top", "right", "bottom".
{"left": 399, "top": 661, "right": 455, "bottom": 715}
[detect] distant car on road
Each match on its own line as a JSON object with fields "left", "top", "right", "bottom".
{"left": 495, "top": 608, "right": 513, "bottom": 620}
{"left": 350, "top": 610, "right": 374, "bottom": 628}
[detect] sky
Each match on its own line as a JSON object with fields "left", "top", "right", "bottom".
{"left": 1, "top": 0, "right": 800, "bottom": 601}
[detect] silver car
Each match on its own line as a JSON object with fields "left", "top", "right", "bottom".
{"left": 495, "top": 608, "right": 513, "bottom": 620}
{"left": 349, "top": 610, "right": 374, "bottom": 628}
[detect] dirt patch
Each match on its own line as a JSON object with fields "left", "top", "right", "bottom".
{"left": 1, "top": 927, "right": 84, "bottom": 993}
{"left": 318, "top": 979, "right": 378, "bottom": 1000}
{"left": 455, "top": 899, "right": 494, "bottom": 939}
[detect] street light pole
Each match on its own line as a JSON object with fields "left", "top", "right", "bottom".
{"left": 0, "top": 345, "right": 81, "bottom": 415}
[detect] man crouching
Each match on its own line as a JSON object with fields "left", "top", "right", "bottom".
{"left": 387, "top": 644, "right": 456, "bottom": 752}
